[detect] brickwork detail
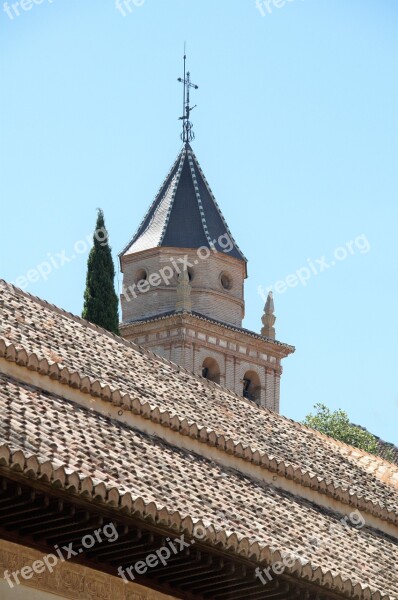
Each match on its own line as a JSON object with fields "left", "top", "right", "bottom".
{"left": 121, "top": 312, "right": 289, "bottom": 411}
{"left": 121, "top": 249, "right": 245, "bottom": 327}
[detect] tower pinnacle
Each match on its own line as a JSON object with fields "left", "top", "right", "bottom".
{"left": 261, "top": 292, "right": 276, "bottom": 339}
{"left": 177, "top": 50, "right": 199, "bottom": 143}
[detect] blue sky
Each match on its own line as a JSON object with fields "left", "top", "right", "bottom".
{"left": 1, "top": 0, "right": 397, "bottom": 443}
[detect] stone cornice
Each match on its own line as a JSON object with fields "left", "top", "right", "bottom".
{"left": 125, "top": 322, "right": 283, "bottom": 374}
{"left": 121, "top": 311, "right": 294, "bottom": 359}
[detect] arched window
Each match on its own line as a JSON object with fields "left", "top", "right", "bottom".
{"left": 242, "top": 370, "right": 261, "bottom": 402}
{"left": 202, "top": 357, "right": 220, "bottom": 384}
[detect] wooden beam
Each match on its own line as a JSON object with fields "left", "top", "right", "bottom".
{"left": 1, "top": 498, "right": 49, "bottom": 521}
{"left": 85, "top": 530, "right": 142, "bottom": 557}
{"left": 40, "top": 515, "right": 104, "bottom": 543}
{"left": 0, "top": 490, "right": 35, "bottom": 511}
{"left": 218, "top": 583, "right": 290, "bottom": 600}
{"left": 178, "top": 562, "right": 237, "bottom": 591}
{"left": 155, "top": 555, "right": 211, "bottom": 583}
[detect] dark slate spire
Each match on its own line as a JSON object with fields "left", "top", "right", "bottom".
{"left": 120, "top": 143, "right": 247, "bottom": 264}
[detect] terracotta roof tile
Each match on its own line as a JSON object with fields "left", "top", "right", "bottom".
{"left": 0, "top": 281, "right": 397, "bottom": 520}
{"left": 0, "top": 373, "right": 397, "bottom": 598}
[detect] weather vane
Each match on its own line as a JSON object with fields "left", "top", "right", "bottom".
{"left": 177, "top": 47, "right": 199, "bottom": 144}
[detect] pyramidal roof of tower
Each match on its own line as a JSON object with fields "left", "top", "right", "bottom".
{"left": 120, "top": 143, "right": 247, "bottom": 265}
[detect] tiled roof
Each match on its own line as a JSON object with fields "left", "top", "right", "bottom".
{"left": 1, "top": 374, "right": 397, "bottom": 599}
{"left": 1, "top": 279, "right": 398, "bottom": 598}
{"left": 355, "top": 425, "right": 398, "bottom": 466}
{"left": 119, "top": 144, "right": 247, "bottom": 263}
{"left": 0, "top": 281, "right": 397, "bottom": 516}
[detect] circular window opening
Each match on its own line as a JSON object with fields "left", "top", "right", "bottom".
{"left": 220, "top": 272, "right": 232, "bottom": 290}
{"left": 135, "top": 268, "right": 148, "bottom": 284}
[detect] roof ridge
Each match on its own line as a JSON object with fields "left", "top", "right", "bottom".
{"left": 119, "top": 144, "right": 247, "bottom": 262}
{"left": 0, "top": 279, "right": 124, "bottom": 343}
{"left": 130, "top": 172, "right": 180, "bottom": 252}
{"left": 0, "top": 280, "right": 181, "bottom": 373}
{"left": 118, "top": 145, "right": 185, "bottom": 259}
{"left": 188, "top": 145, "right": 247, "bottom": 263}
{"left": 122, "top": 309, "right": 295, "bottom": 351}
{"left": 300, "top": 420, "right": 398, "bottom": 469}
{"left": 2, "top": 336, "right": 397, "bottom": 526}
{"left": 158, "top": 145, "right": 187, "bottom": 246}
{"left": 0, "top": 280, "right": 250, "bottom": 398}
{"left": 187, "top": 146, "right": 217, "bottom": 248}
{"left": 3, "top": 279, "right": 392, "bottom": 482}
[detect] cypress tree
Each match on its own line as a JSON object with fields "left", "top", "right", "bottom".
{"left": 82, "top": 209, "right": 119, "bottom": 335}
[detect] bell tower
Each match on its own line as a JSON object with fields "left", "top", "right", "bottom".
{"left": 118, "top": 57, "right": 294, "bottom": 412}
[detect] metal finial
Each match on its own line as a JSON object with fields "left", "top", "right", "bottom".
{"left": 177, "top": 48, "right": 198, "bottom": 143}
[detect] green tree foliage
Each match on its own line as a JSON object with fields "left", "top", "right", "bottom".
{"left": 82, "top": 209, "right": 119, "bottom": 335}
{"left": 302, "top": 404, "right": 380, "bottom": 455}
